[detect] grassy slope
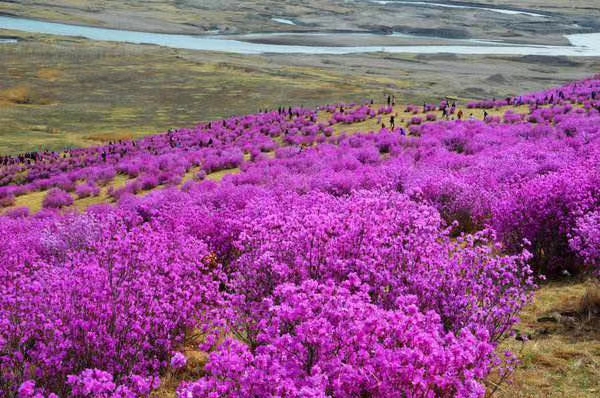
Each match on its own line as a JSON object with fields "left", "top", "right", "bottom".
{"left": 2, "top": 31, "right": 598, "bottom": 156}
{"left": 0, "top": 99, "right": 530, "bottom": 216}
{"left": 2, "top": 96, "right": 599, "bottom": 397}
{"left": 497, "top": 280, "right": 600, "bottom": 397}
{"left": 0, "top": 32, "right": 408, "bottom": 155}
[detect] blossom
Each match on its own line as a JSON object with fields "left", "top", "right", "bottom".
{"left": 17, "top": 381, "right": 36, "bottom": 397}
{"left": 171, "top": 352, "right": 187, "bottom": 370}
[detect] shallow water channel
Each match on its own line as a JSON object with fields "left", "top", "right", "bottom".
{"left": 1, "top": 16, "right": 599, "bottom": 56}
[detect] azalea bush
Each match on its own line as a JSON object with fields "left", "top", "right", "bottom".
{"left": 180, "top": 280, "right": 496, "bottom": 398}
{"left": 42, "top": 188, "right": 74, "bottom": 209}
{"left": 0, "top": 76, "right": 599, "bottom": 396}
{"left": 0, "top": 212, "right": 225, "bottom": 396}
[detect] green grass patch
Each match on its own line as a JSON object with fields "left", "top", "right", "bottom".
{"left": 205, "top": 168, "right": 241, "bottom": 182}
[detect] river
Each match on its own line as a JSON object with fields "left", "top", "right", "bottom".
{"left": 1, "top": 16, "right": 599, "bottom": 56}
{"left": 370, "top": 1, "right": 547, "bottom": 18}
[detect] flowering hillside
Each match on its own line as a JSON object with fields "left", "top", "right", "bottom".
{"left": 1, "top": 76, "right": 599, "bottom": 397}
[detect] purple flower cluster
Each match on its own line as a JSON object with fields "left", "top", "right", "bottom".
{"left": 0, "top": 212, "right": 224, "bottom": 396}
{"left": 170, "top": 353, "right": 187, "bottom": 371}
{"left": 75, "top": 183, "right": 101, "bottom": 199}
{"left": 1, "top": 76, "right": 600, "bottom": 396}
{"left": 181, "top": 281, "right": 494, "bottom": 397}
{"left": 42, "top": 188, "right": 74, "bottom": 209}
{"left": 570, "top": 210, "right": 600, "bottom": 272}
{"left": 330, "top": 105, "right": 379, "bottom": 124}
{"left": 67, "top": 369, "right": 160, "bottom": 398}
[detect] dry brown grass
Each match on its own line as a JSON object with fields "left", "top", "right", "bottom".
{"left": 1, "top": 167, "right": 249, "bottom": 215}
{"left": 0, "top": 85, "right": 34, "bottom": 105}
{"left": 205, "top": 168, "right": 241, "bottom": 182}
{"left": 84, "top": 132, "right": 137, "bottom": 144}
{"left": 0, "top": 33, "right": 402, "bottom": 154}
{"left": 12, "top": 189, "right": 48, "bottom": 213}
{"left": 152, "top": 327, "right": 213, "bottom": 398}
{"left": 153, "top": 350, "right": 208, "bottom": 398}
{"left": 37, "top": 68, "right": 63, "bottom": 82}
{"left": 580, "top": 283, "right": 600, "bottom": 321}
{"left": 0, "top": 84, "right": 54, "bottom": 106}
{"left": 496, "top": 280, "right": 600, "bottom": 398}
{"left": 1, "top": 174, "right": 133, "bottom": 215}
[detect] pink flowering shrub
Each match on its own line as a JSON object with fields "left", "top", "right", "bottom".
{"left": 75, "top": 183, "right": 101, "bottom": 199}
{"left": 139, "top": 174, "right": 160, "bottom": 190}
{"left": 67, "top": 369, "right": 160, "bottom": 398}
{"left": 226, "top": 191, "right": 532, "bottom": 342}
{"left": 0, "top": 192, "right": 15, "bottom": 207}
{"left": 42, "top": 188, "right": 74, "bottom": 209}
{"left": 170, "top": 353, "right": 187, "bottom": 370}
{"left": 570, "top": 210, "right": 600, "bottom": 272}
{"left": 67, "top": 370, "right": 117, "bottom": 397}
{"left": 493, "top": 160, "right": 600, "bottom": 275}
{"left": 5, "top": 206, "right": 29, "bottom": 218}
{"left": 410, "top": 116, "right": 423, "bottom": 125}
{"left": 0, "top": 212, "right": 224, "bottom": 396}
{"left": 1, "top": 76, "right": 600, "bottom": 396}
{"left": 180, "top": 280, "right": 495, "bottom": 398}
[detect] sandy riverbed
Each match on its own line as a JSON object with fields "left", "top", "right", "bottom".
{"left": 0, "top": 0, "right": 598, "bottom": 46}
